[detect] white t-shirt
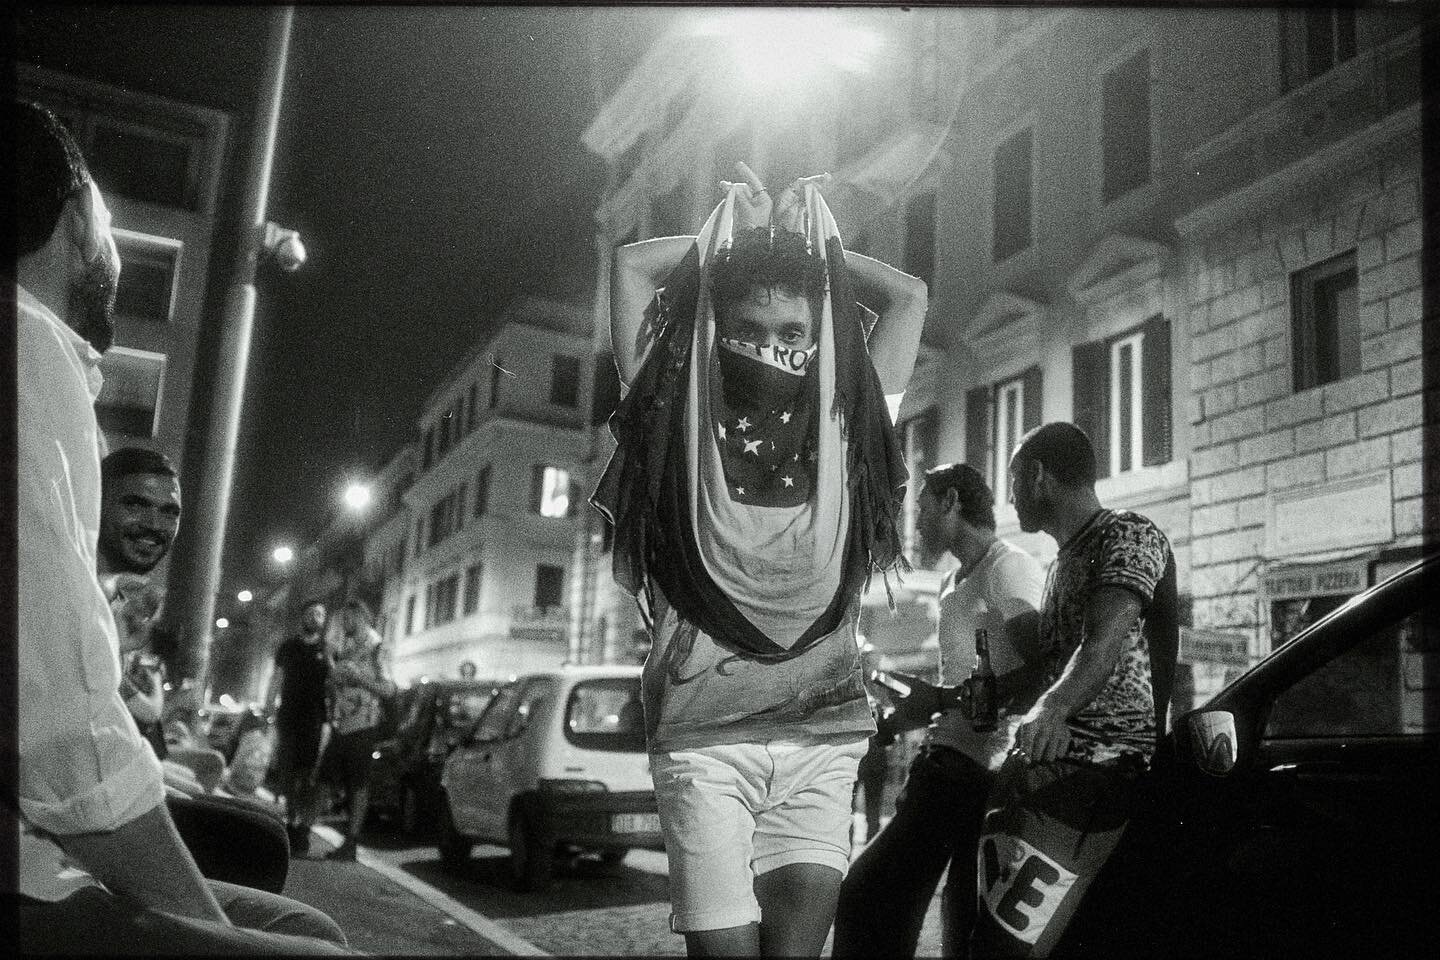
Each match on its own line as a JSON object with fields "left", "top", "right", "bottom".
{"left": 927, "top": 539, "right": 1048, "bottom": 770}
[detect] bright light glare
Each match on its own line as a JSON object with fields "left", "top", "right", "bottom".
{"left": 272, "top": 545, "right": 294, "bottom": 565}
{"left": 538, "top": 467, "right": 571, "bottom": 518}
{"left": 237, "top": 589, "right": 254, "bottom": 603}
{"left": 215, "top": 617, "right": 230, "bottom": 630}
{"left": 693, "top": 12, "right": 882, "bottom": 90}
{"left": 343, "top": 481, "right": 373, "bottom": 513}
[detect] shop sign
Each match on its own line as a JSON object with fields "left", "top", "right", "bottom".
{"left": 1266, "top": 471, "right": 1392, "bottom": 557}
{"left": 1262, "top": 558, "right": 1370, "bottom": 602}
{"left": 1179, "top": 626, "right": 1251, "bottom": 667}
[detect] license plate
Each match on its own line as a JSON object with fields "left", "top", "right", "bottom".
{"left": 611, "top": 812, "right": 660, "bottom": 834}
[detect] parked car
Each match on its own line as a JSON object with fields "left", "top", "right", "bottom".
{"left": 1051, "top": 554, "right": 1438, "bottom": 958}
{"left": 368, "top": 677, "right": 504, "bottom": 835}
{"left": 438, "top": 664, "right": 661, "bottom": 890}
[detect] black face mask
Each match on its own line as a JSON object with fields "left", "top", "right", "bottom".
{"left": 716, "top": 339, "right": 816, "bottom": 409}
{"left": 70, "top": 249, "right": 119, "bottom": 353}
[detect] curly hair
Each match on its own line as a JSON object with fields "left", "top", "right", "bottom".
{"left": 923, "top": 462, "right": 996, "bottom": 530}
{"left": 12, "top": 101, "right": 92, "bottom": 261}
{"left": 707, "top": 226, "right": 827, "bottom": 322}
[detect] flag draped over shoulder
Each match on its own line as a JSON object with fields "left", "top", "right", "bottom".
{"left": 591, "top": 184, "right": 909, "bottom": 664}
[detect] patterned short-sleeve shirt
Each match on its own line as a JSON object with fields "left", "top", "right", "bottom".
{"left": 1038, "top": 509, "right": 1172, "bottom": 764}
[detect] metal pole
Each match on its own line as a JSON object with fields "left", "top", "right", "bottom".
{"left": 176, "top": 5, "right": 295, "bottom": 686}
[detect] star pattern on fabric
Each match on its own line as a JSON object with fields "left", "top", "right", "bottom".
{"left": 782, "top": 475, "right": 795, "bottom": 487}
{"left": 717, "top": 422, "right": 727, "bottom": 440}
{"left": 736, "top": 416, "right": 752, "bottom": 432}
{"left": 780, "top": 410, "right": 792, "bottom": 424}
{"left": 743, "top": 439, "right": 763, "bottom": 455}
{"left": 715, "top": 401, "right": 815, "bottom": 507}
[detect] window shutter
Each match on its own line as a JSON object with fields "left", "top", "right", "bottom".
{"left": 965, "top": 386, "right": 989, "bottom": 472}
{"left": 1072, "top": 340, "right": 1111, "bottom": 478}
{"left": 1141, "top": 315, "right": 1173, "bottom": 466}
{"left": 1022, "top": 365, "right": 1043, "bottom": 432}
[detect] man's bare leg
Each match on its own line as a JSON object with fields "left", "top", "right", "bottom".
{"left": 756, "top": 862, "right": 844, "bottom": 957}
{"left": 684, "top": 923, "right": 760, "bottom": 956}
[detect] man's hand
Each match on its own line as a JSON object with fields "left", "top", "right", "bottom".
{"left": 881, "top": 670, "right": 947, "bottom": 731}
{"left": 1013, "top": 700, "right": 1072, "bottom": 765}
{"left": 721, "top": 161, "right": 772, "bottom": 230}
{"left": 770, "top": 173, "right": 831, "bottom": 234}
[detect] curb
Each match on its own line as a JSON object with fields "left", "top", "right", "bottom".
{"left": 310, "top": 824, "right": 550, "bottom": 957}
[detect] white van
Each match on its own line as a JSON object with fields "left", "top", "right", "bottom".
{"left": 438, "top": 664, "right": 662, "bottom": 890}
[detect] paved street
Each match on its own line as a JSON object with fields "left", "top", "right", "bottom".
{"left": 299, "top": 816, "right": 945, "bottom": 956}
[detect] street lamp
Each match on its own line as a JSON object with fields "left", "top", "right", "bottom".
{"left": 342, "top": 481, "right": 373, "bottom": 514}
{"left": 272, "top": 544, "right": 295, "bottom": 566}
{"left": 215, "top": 617, "right": 230, "bottom": 630}
{"left": 237, "top": 589, "right": 254, "bottom": 603}
{"left": 690, "top": 10, "right": 882, "bottom": 91}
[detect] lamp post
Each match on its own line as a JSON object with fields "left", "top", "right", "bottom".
{"left": 172, "top": 5, "right": 299, "bottom": 687}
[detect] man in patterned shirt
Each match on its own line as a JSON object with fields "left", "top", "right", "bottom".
{"left": 972, "top": 423, "right": 1178, "bottom": 958}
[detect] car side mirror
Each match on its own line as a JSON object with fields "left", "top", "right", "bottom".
{"left": 1186, "top": 710, "right": 1238, "bottom": 776}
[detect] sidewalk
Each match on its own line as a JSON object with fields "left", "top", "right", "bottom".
{"left": 279, "top": 825, "right": 544, "bottom": 956}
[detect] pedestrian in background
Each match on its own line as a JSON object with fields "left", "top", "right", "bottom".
{"left": 972, "top": 423, "right": 1178, "bottom": 957}
{"left": 321, "top": 598, "right": 396, "bottom": 862}
{"left": 836, "top": 463, "right": 1048, "bottom": 958}
{"left": 266, "top": 600, "right": 332, "bottom": 856}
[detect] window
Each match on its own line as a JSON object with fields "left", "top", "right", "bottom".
{"left": 437, "top": 411, "right": 452, "bottom": 459}
{"left": 530, "top": 465, "right": 572, "bottom": 518}
{"left": 903, "top": 409, "right": 940, "bottom": 564}
{"left": 550, "top": 354, "right": 581, "bottom": 407}
{"left": 652, "top": 179, "right": 690, "bottom": 238}
{"left": 422, "top": 427, "right": 434, "bottom": 471}
{"left": 428, "top": 499, "right": 449, "bottom": 549}
{"left": 463, "top": 562, "right": 483, "bottom": 616}
{"left": 404, "top": 595, "right": 417, "bottom": 636}
{"left": 433, "top": 574, "right": 460, "bottom": 626}
{"left": 993, "top": 126, "right": 1033, "bottom": 262}
{"left": 472, "top": 682, "right": 523, "bottom": 743}
{"left": 1282, "top": 8, "right": 1357, "bottom": 89}
{"left": 1266, "top": 606, "right": 1435, "bottom": 739}
{"left": 965, "top": 366, "right": 1043, "bottom": 506}
{"left": 564, "top": 677, "right": 646, "bottom": 752}
{"left": 1072, "top": 316, "right": 1172, "bottom": 478}
{"left": 423, "top": 583, "right": 436, "bottom": 630}
{"left": 112, "top": 231, "right": 180, "bottom": 323}
{"left": 1101, "top": 49, "right": 1151, "bottom": 203}
{"left": 88, "top": 119, "right": 201, "bottom": 210}
{"left": 474, "top": 466, "right": 491, "bottom": 517}
{"left": 534, "top": 564, "right": 565, "bottom": 611}
{"left": 1291, "top": 251, "right": 1359, "bottom": 392}
{"left": 903, "top": 192, "right": 936, "bottom": 287}
{"left": 95, "top": 347, "right": 165, "bottom": 437}
{"left": 467, "top": 384, "right": 478, "bottom": 433}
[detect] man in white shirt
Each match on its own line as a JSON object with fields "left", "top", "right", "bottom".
{"left": 9, "top": 99, "right": 349, "bottom": 954}
{"left": 835, "top": 463, "right": 1048, "bottom": 959}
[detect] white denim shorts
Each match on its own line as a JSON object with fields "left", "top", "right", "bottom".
{"left": 650, "top": 737, "right": 867, "bottom": 933}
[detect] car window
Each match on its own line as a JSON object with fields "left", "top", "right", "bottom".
{"left": 506, "top": 680, "right": 554, "bottom": 739}
{"left": 564, "top": 677, "right": 646, "bottom": 752}
{"left": 471, "top": 682, "right": 522, "bottom": 743}
{"left": 1265, "top": 607, "right": 1437, "bottom": 739}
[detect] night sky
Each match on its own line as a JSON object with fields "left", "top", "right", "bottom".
{"left": 239, "top": 6, "right": 624, "bottom": 591}
{"left": 19, "top": 5, "right": 672, "bottom": 594}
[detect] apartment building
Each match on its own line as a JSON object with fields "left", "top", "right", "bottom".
{"left": 388, "top": 298, "right": 594, "bottom": 683}
{"left": 577, "top": 7, "right": 1432, "bottom": 710}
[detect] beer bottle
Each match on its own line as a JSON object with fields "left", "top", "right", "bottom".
{"left": 969, "top": 627, "right": 998, "bottom": 733}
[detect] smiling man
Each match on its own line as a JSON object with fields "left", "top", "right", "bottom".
{"left": 99, "top": 447, "right": 182, "bottom": 578}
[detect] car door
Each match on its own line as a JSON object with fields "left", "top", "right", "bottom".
{"left": 483, "top": 678, "right": 556, "bottom": 831}
{"left": 1059, "top": 565, "right": 1438, "bottom": 959}
{"left": 444, "top": 681, "right": 522, "bottom": 839}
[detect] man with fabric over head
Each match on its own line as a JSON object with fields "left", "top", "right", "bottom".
{"left": 595, "top": 163, "right": 927, "bottom": 956}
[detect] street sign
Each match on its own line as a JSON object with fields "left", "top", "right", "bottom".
{"left": 1179, "top": 626, "right": 1251, "bottom": 667}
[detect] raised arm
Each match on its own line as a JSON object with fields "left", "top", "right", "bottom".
{"left": 843, "top": 252, "right": 928, "bottom": 394}
{"left": 610, "top": 236, "right": 696, "bottom": 386}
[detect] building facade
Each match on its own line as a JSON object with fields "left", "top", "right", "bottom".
{"left": 577, "top": 7, "right": 1433, "bottom": 713}
{"left": 386, "top": 298, "right": 594, "bottom": 684}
